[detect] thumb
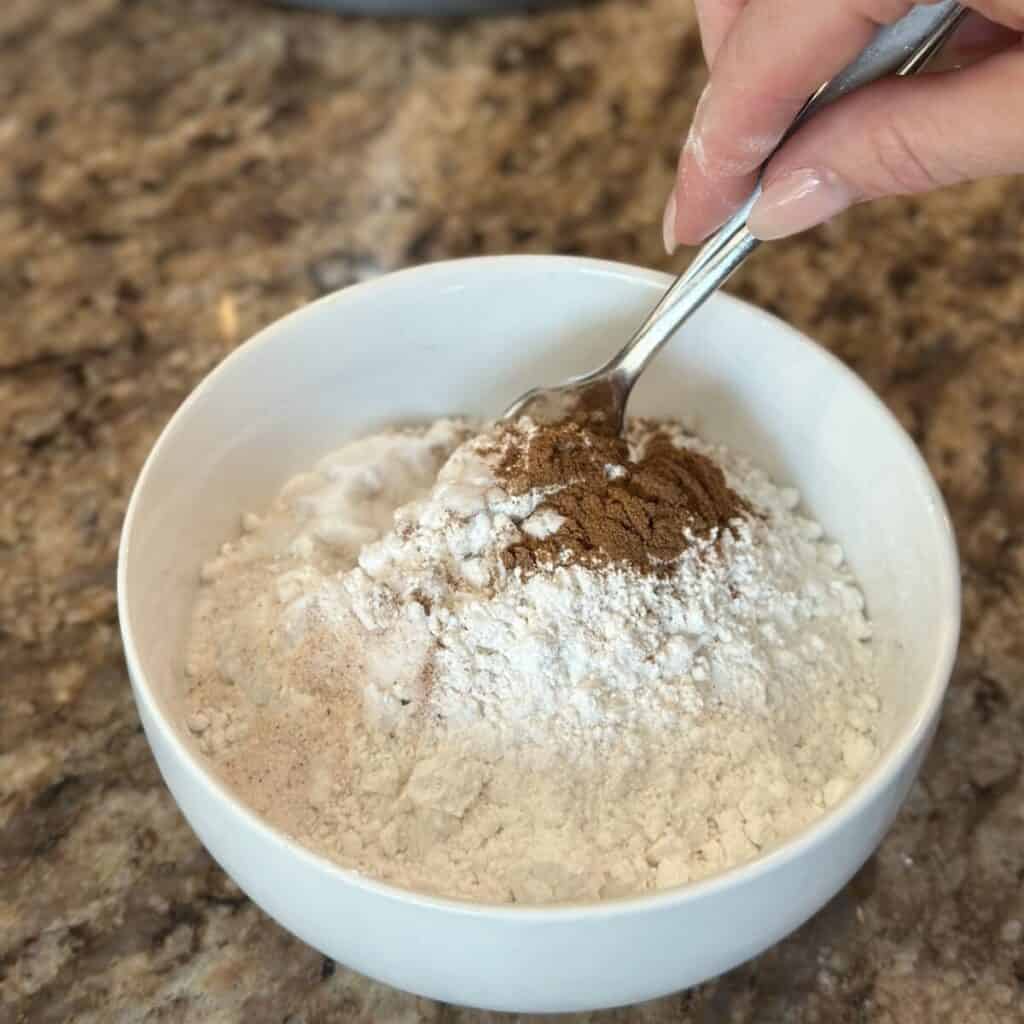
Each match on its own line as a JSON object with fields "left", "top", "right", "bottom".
{"left": 747, "top": 46, "right": 1024, "bottom": 241}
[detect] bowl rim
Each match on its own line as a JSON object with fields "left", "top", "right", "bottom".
{"left": 117, "top": 253, "right": 961, "bottom": 920}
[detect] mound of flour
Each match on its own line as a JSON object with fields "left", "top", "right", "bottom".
{"left": 184, "top": 417, "right": 879, "bottom": 904}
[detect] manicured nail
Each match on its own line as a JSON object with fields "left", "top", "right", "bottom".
{"left": 748, "top": 168, "right": 857, "bottom": 240}
{"left": 683, "top": 84, "right": 712, "bottom": 170}
{"left": 662, "top": 189, "right": 678, "bottom": 255}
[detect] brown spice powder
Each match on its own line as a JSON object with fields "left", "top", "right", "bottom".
{"left": 497, "top": 420, "right": 748, "bottom": 575}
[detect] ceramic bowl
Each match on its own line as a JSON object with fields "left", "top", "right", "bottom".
{"left": 118, "top": 256, "right": 959, "bottom": 1012}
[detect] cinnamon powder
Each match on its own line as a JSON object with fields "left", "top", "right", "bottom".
{"left": 497, "top": 420, "right": 748, "bottom": 575}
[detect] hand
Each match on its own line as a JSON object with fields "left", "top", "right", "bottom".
{"left": 663, "top": 1, "right": 1024, "bottom": 251}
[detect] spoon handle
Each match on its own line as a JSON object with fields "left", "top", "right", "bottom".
{"left": 611, "top": 1, "right": 966, "bottom": 386}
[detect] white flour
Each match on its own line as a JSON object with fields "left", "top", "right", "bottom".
{"left": 184, "top": 418, "right": 880, "bottom": 904}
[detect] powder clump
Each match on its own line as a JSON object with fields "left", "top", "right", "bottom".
{"left": 495, "top": 420, "right": 748, "bottom": 574}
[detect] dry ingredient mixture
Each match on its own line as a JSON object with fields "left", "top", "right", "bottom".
{"left": 184, "top": 416, "right": 880, "bottom": 904}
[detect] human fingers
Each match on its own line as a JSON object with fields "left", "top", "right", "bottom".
{"left": 745, "top": 45, "right": 1024, "bottom": 239}
{"left": 694, "top": 0, "right": 750, "bottom": 67}
{"left": 665, "top": 0, "right": 936, "bottom": 251}
{"left": 926, "top": 10, "right": 1020, "bottom": 70}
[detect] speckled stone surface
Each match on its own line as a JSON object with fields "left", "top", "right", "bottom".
{"left": 1, "top": 0, "right": 1022, "bottom": 1020}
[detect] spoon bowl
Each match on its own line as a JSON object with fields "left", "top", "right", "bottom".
{"left": 503, "top": 364, "right": 629, "bottom": 434}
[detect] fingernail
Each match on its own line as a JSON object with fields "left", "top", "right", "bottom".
{"left": 662, "top": 189, "right": 678, "bottom": 255}
{"left": 692, "top": 83, "right": 712, "bottom": 137}
{"left": 748, "top": 168, "right": 857, "bottom": 240}
{"left": 684, "top": 84, "right": 712, "bottom": 170}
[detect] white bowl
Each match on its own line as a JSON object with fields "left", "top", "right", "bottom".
{"left": 118, "top": 256, "right": 959, "bottom": 1013}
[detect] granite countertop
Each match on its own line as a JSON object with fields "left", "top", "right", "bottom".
{"left": 2, "top": 0, "right": 1022, "bottom": 1020}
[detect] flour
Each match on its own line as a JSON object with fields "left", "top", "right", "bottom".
{"left": 184, "top": 417, "right": 880, "bottom": 904}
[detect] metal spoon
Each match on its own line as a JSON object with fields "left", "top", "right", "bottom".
{"left": 505, "top": 1, "right": 966, "bottom": 434}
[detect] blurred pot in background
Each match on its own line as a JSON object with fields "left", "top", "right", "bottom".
{"left": 278, "top": 0, "right": 574, "bottom": 14}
